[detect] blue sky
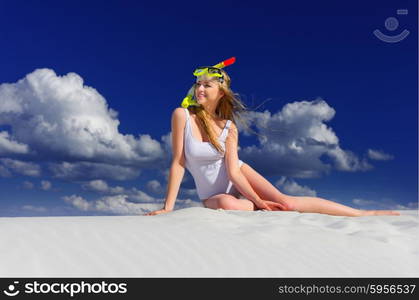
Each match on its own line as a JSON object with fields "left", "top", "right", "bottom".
{"left": 0, "top": 0, "right": 417, "bottom": 216}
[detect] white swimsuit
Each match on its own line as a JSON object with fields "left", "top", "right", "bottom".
{"left": 183, "top": 108, "right": 244, "bottom": 200}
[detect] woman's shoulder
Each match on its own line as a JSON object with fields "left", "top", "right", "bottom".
{"left": 173, "top": 107, "right": 186, "bottom": 114}
{"left": 173, "top": 107, "right": 232, "bottom": 124}
{"left": 171, "top": 107, "right": 188, "bottom": 125}
{"left": 173, "top": 107, "right": 194, "bottom": 115}
{"left": 174, "top": 107, "right": 201, "bottom": 120}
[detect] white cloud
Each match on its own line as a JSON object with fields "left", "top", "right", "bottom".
{"left": 62, "top": 193, "right": 200, "bottom": 215}
{"left": 94, "top": 195, "right": 153, "bottom": 214}
{"left": 48, "top": 161, "right": 140, "bottom": 181}
{"left": 0, "top": 158, "right": 41, "bottom": 177}
{"left": 80, "top": 180, "right": 157, "bottom": 203}
{"left": 180, "top": 188, "right": 198, "bottom": 197}
{"left": 63, "top": 195, "right": 91, "bottom": 211}
{"left": 367, "top": 149, "right": 394, "bottom": 161}
{"left": 327, "top": 148, "right": 372, "bottom": 172}
{"left": 0, "top": 68, "right": 169, "bottom": 180}
{"left": 82, "top": 179, "right": 110, "bottom": 192}
{"left": 161, "top": 132, "right": 173, "bottom": 156}
{"left": 275, "top": 176, "right": 317, "bottom": 196}
{"left": 146, "top": 180, "right": 163, "bottom": 194}
{"left": 352, "top": 198, "right": 418, "bottom": 210}
{"left": 0, "top": 131, "right": 29, "bottom": 155}
{"left": 147, "top": 177, "right": 197, "bottom": 198}
{"left": 239, "top": 99, "right": 374, "bottom": 178}
{"left": 22, "top": 205, "right": 47, "bottom": 212}
{"left": 79, "top": 176, "right": 197, "bottom": 201}
{"left": 22, "top": 181, "right": 34, "bottom": 189}
{"left": 0, "top": 164, "right": 12, "bottom": 177}
{"left": 125, "top": 188, "right": 155, "bottom": 203}
{"left": 41, "top": 180, "right": 52, "bottom": 191}
{"left": 110, "top": 186, "right": 125, "bottom": 194}
{"left": 352, "top": 199, "right": 377, "bottom": 206}
{"left": 82, "top": 179, "right": 125, "bottom": 195}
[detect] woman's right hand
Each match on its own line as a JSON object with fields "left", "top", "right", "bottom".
{"left": 253, "top": 200, "right": 272, "bottom": 211}
{"left": 144, "top": 208, "right": 172, "bottom": 216}
{"left": 254, "top": 199, "right": 287, "bottom": 211}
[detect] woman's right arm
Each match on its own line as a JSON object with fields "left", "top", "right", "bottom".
{"left": 145, "top": 108, "right": 186, "bottom": 216}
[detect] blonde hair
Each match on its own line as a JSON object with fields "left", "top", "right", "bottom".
{"left": 188, "top": 69, "right": 255, "bottom": 154}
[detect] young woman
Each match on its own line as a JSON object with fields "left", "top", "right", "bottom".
{"left": 146, "top": 66, "right": 399, "bottom": 217}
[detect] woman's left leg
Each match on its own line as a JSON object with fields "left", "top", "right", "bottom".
{"left": 239, "top": 163, "right": 296, "bottom": 211}
{"left": 240, "top": 163, "right": 400, "bottom": 217}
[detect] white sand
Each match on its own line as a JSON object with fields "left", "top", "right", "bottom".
{"left": 0, "top": 208, "right": 418, "bottom": 277}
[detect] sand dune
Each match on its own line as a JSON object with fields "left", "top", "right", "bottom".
{"left": 0, "top": 208, "right": 418, "bottom": 277}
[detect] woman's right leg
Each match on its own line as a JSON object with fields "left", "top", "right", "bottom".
{"left": 290, "top": 196, "right": 400, "bottom": 216}
{"left": 240, "top": 163, "right": 400, "bottom": 217}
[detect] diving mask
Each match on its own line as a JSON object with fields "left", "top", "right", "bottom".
{"left": 181, "top": 57, "right": 236, "bottom": 108}
{"left": 193, "top": 66, "right": 224, "bottom": 83}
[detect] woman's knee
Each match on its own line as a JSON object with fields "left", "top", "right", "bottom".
{"left": 219, "top": 196, "right": 256, "bottom": 211}
{"left": 216, "top": 195, "right": 239, "bottom": 210}
{"left": 203, "top": 194, "right": 232, "bottom": 209}
{"left": 280, "top": 195, "right": 298, "bottom": 211}
{"left": 205, "top": 194, "right": 253, "bottom": 211}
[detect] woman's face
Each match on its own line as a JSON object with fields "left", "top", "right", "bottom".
{"left": 194, "top": 79, "right": 224, "bottom": 106}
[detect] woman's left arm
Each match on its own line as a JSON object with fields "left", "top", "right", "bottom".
{"left": 224, "top": 123, "right": 270, "bottom": 210}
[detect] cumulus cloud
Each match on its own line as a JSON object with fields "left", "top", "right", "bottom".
{"left": 275, "top": 176, "right": 317, "bottom": 196}
{"left": 22, "top": 181, "right": 34, "bottom": 189}
{"left": 22, "top": 205, "right": 47, "bottom": 212}
{"left": 0, "top": 164, "right": 12, "bottom": 177}
{"left": 40, "top": 180, "right": 52, "bottom": 191}
{"left": 352, "top": 198, "right": 418, "bottom": 210}
{"left": 63, "top": 195, "right": 91, "bottom": 211}
{"left": 160, "top": 132, "right": 173, "bottom": 158}
{"left": 164, "top": 168, "right": 199, "bottom": 198}
{"left": 180, "top": 188, "right": 198, "bottom": 197}
{"left": 0, "top": 131, "right": 29, "bottom": 155}
{"left": 82, "top": 179, "right": 109, "bottom": 193}
{"left": 48, "top": 161, "right": 140, "bottom": 181}
{"left": 0, "top": 68, "right": 169, "bottom": 180}
{"left": 146, "top": 178, "right": 197, "bottom": 198}
{"left": 62, "top": 194, "right": 200, "bottom": 215}
{"left": 146, "top": 180, "right": 163, "bottom": 194}
{"left": 238, "top": 99, "right": 373, "bottom": 178}
{"left": 82, "top": 179, "right": 124, "bottom": 194}
{"left": 0, "top": 158, "right": 41, "bottom": 177}
{"left": 367, "top": 149, "right": 394, "bottom": 161}
{"left": 80, "top": 179, "right": 156, "bottom": 203}
{"left": 159, "top": 162, "right": 196, "bottom": 191}
{"left": 124, "top": 187, "right": 155, "bottom": 203}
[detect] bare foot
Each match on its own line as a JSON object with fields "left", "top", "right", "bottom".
{"left": 360, "top": 210, "right": 400, "bottom": 216}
